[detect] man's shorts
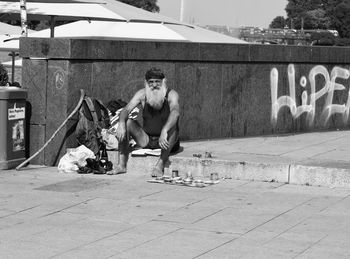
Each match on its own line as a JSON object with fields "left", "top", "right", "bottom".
{"left": 146, "top": 136, "right": 180, "bottom": 153}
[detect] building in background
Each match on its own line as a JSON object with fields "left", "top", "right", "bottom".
{"left": 201, "top": 24, "right": 339, "bottom": 46}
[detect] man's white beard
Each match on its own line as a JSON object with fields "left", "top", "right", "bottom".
{"left": 145, "top": 82, "right": 167, "bottom": 110}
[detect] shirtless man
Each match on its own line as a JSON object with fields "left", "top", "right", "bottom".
{"left": 112, "top": 67, "right": 180, "bottom": 177}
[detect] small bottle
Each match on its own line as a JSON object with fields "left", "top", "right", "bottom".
{"left": 100, "top": 143, "right": 108, "bottom": 168}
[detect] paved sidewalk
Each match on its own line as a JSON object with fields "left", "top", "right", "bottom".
{"left": 1, "top": 166, "right": 350, "bottom": 258}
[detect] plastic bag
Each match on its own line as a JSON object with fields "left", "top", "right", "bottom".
{"left": 58, "top": 145, "right": 96, "bottom": 173}
{"left": 101, "top": 128, "right": 119, "bottom": 150}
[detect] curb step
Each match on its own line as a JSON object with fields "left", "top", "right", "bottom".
{"left": 107, "top": 151, "right": 350, "bottom": 188}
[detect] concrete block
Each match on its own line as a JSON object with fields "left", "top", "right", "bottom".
{"left": 28, "top": 124, "right": 45, "bottom": 165}
{"left": 68, "top": 61, "right": 93, "bottom": 97}
{"left": 176, "top": 64, "right": 223, "bottom": 139}
{"left": 199, "top": 43, "right": 250, "bottom": 62}
{"left": 127, "top": 156, "right": 159, "bottom": 175}
{"left": 20, "top": 37, "right": 71, "bottom": 58}
{"left": 170, "top": 157, "right": 289, "bottom": 183}
{"left": 71, "top": 40, "right": 124, "bottom": 60}
{"left": 289, "top": 45, "right": 313, "bottom": 63}
{"left": 249, "top": 44, "right": 289, "bottom": 62}
{"left": 44, "top": 61, "right": 70, "bottom": 166}
{"left": 22, "top": 59, "right": 47, "bottom": 125}
{"left": 122, "top": 41, "right": 200, "bottom": 61}
{"left": 289, "top": 164, "right": 350, "bottom": 188}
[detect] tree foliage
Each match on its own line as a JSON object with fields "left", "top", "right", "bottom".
{"left": 118, "top": 0, "right": 159, "bottom": 12}
{"left": 327, "top": 0, "right": 350, "bottom": 38}
{"left": 285, "top": 0, "right": 330, "bottom": 29}
{"left": 270, "top": 0, "right": 350, "bottom": 39}
{"left": 269, "top": 16, "right": 287, "bottom": 29}
{"left": 310, "top": 31, "right": 336, "bottom": 45}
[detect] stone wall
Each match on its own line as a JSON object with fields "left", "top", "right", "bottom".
{"left": 19, "top": 38, "right": 350, "bottom": 165}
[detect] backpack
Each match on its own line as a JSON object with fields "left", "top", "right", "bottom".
{"left": 75, "top": 96, "right": 110, "bottom": 156}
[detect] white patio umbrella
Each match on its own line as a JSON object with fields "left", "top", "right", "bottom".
{"left": 0, "top": 0, "right": 191, "bottom": 37}
{"left": 0, "top": 19, "right": 246, "bottom": 82}
{"left": 0, "top": 1, "right": 126, "bottom": 37}
{"left": 17, "top": 20, "right": 245, "bottom": 43}
{"left": 0, "top": 0, "right": 246, "bottom": 80}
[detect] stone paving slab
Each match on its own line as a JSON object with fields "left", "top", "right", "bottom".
{"left": 0, "top": 166, "right": 350, "bottom": 258}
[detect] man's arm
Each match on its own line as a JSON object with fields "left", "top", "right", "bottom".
{"left": 116, "top": 89, "right": 144, "bottom": 141}
{"left": 159, "top": 90, "right": 180, "bottom": 149}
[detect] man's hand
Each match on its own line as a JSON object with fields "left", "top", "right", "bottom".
{"left": 116, "top": 123, "right": 126, "bottom": 142}
{"left": 159, "top": 129, "right": 169, "bottom": 150}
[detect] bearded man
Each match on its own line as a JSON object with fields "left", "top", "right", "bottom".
{"left": 112, "top": 67, "right": 180, "bottom": 176}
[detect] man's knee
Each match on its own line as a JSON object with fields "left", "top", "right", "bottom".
{"left": 126, "top": 119, "right": 136, "bottom": 131}
{"left": 126, "top": 119, "right": 148, "bottom": 147}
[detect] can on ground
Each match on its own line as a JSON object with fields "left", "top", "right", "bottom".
{"left": 0, "top": 87, "right": 27, "bottom": 169}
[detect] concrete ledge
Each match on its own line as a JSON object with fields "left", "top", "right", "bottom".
{"left": 107, "top": 151, "right": 350, "bottom": 188}
{"left": 20, "top": 38, "right": 350, "bottom": 64}
{"left": 170, "top": 157, "right": 290, "bottom": 183}
{"left": 289, "top": 164, "right": 350, "bottom": 188}
{"left": 108, "top": 151, "right": 289, "bottom": 182}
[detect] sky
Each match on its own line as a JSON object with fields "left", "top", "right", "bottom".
{"left": 157, "top": 0, "right": 288, "bottom": 28}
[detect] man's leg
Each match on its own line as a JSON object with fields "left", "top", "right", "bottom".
{"left": 152, "top": 127, "right": 178, "bottom": 177}
{"left": 109, "top": 119, "right": 149, "bottom": 174}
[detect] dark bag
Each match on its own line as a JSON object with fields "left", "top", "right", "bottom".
{"left": 75, "top": 96, "right": 110, "bottom": 155}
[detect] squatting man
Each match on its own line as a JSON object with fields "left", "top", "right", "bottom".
{"left": 112, "top": 67, "right": 180, "bottom": 177}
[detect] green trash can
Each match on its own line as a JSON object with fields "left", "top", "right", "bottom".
{"left": 0, "top": 87, "right": 27, "bottom": 169}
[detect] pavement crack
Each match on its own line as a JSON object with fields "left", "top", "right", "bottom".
{"left": 319, "top": 193, "right": 350, "bottom": 212}
{"left": 49, "top": 224, "right": 141, "bottom": 259}
{"left": 116, "top": 227, "right": 183, "bottom": 256}
{"left": 0, "top": 205, "right": 41, "bottom": 219}
{"left": 194, "top": 198, "right": 316, "bottom": 259}
{"left": 192, "top": 235, "right": 240, "bottom": 258}
{"left": 191, "top": 207, "right": 228, "bottom": 224}
{"left": 39, "top": 198, "right": 96, "bottom": 218}
{"left": 138, "top": 190, "right": 164, "bottom": 198}
{"left": 293, "top": 234, "right": 328, "bottom": 258}
{"left": 175, "top": 199, "right": 207, "bottom": 211}
{"left": 243, "top": 198, "right": 315, "bottom": 235}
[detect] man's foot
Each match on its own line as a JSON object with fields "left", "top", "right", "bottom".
{"left": 106, "top": 165, "right": 126, "bottom": 175}
{"left": 151, "top": 166, "right": 164, "bottom": 178}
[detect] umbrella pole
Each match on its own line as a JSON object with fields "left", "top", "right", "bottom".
{"left": 50, "top": 16, "right": 56, "bottom": 38}
{"left": 8, "top": 51, "right": 18, "bottom": 83}
{"left": 180, "top": 0, "right": 185, "bottom": 22}
{"left": 20, "top": 0, "right": 28, "bottom": 37}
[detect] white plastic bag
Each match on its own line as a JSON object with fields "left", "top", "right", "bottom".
{"left": 58, "top": 145, "right": 96, "bottom": 173}
{"left": 101, "top": 128, "right": 119, "bottom": 150}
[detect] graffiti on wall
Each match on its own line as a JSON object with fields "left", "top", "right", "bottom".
{"left": 271, "top": 64, "right": 350, "bottom": 127}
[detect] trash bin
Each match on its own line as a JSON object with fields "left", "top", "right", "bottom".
{"left": 0, "top": 87, "right": 27, "bottom": 169}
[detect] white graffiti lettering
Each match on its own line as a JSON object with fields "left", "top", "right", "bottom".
{"left": 271, "top": 64, "right": 350, "bottom": 127}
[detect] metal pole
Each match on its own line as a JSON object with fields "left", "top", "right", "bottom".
{"left": 20, "top": 0, "right": 28, "bottom": 37}
{"left": 180, "top": 0, "right": 185, "bottom": 22}
{"left": 50, "top": 16, "right": 55, "bottom": 38}
{"left": 8, "top": 52, "right": 19, "bottom": 84}
{"left": 11, "top": 52, "right": 15, "bottom": 83}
